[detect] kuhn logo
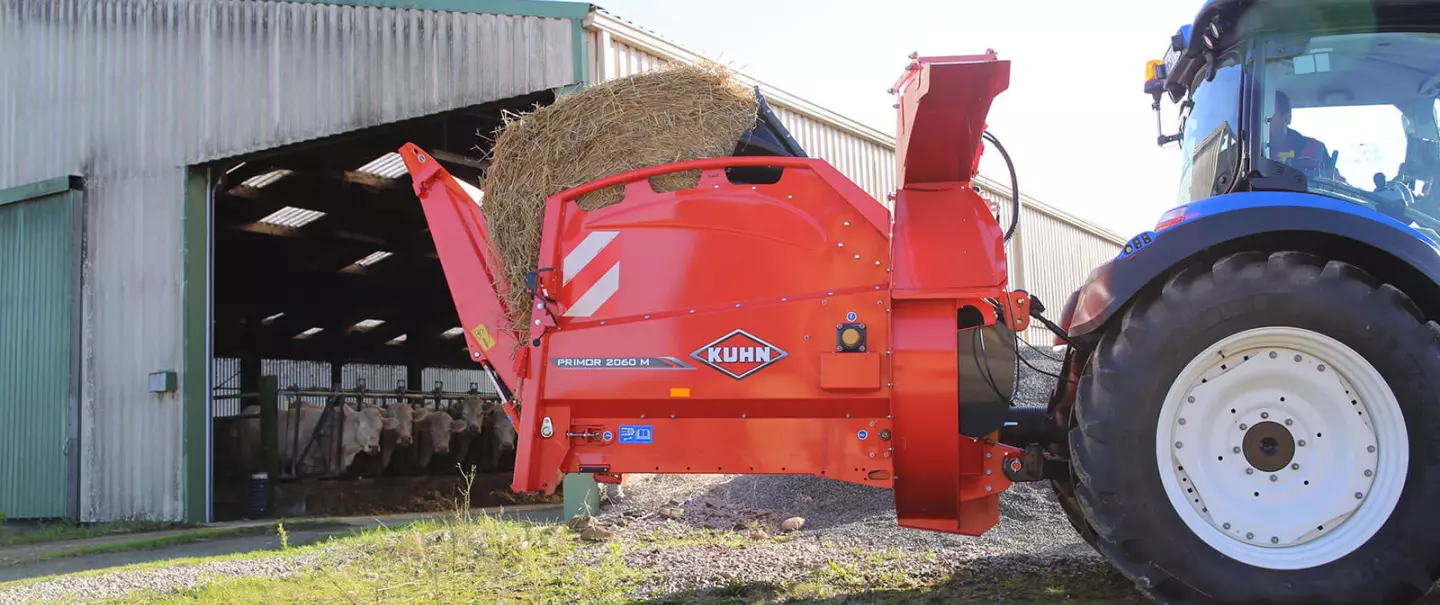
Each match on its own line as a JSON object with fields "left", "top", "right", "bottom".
{"left": 691, "top": 330, "right": 788, "bottom": 380}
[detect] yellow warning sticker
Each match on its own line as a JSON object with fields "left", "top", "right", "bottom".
{"left": 472, "top": 324, "right": 497, "bottom": 351}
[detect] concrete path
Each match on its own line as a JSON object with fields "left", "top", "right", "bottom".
{"left": 0, "top": 504, "right": 562, "bottom": 584}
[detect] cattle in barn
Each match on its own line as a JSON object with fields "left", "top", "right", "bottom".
{"left": 473, "top": 400, "right": 519, "bottom": 472}
{"left": 412, "top": 406, "right": 469, "bottom": 471}
{"left": 455, "top": 396, "right": 489, "bottom": 428}
{"left": 446, "top": 396, "right": 492, "bottom": 473}
{"left": 235, "top": 399, "right": 393, "bottom": 476}
{"left": 374, "top": 402, "right": 418, "bottom": 474}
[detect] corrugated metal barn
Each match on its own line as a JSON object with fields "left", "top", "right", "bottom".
{"left": 0, "top": 0, "right": 1126, "bottom": 523}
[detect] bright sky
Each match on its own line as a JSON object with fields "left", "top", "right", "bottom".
{"left": 586, "top": 0, "right": 1204, "bottom": 238}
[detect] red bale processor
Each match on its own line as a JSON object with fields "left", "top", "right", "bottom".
{"left": 400, "top": 51, "right": 1034, "bottom": 537}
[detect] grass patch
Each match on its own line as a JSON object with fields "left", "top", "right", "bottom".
{"left": 1, "top": 520, "right": 354, "bottom": 571}
{"left": 102, "top": 515, "right": 648, "bottom": 605}
{"left": 0, "top": 519, "right": 185, "bottom": 546}
{"left": 0, "top": 523, "right": 366, "bottom": 591}
{"left": 83, "top": 516, "right": 1142, "bottom": 605}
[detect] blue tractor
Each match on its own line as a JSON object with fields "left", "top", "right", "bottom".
{"left": 1043, "top": 0, "right": 1440, "bottom": 602}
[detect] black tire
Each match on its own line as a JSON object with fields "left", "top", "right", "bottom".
{"left": 1071, "top": 250, "right": 1440, "bottom": 605}
{"left": 1051, "top": 470, "right": 1098, "bottom": 548}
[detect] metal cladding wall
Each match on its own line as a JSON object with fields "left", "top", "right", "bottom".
{"left": 0, "top": 182, "right": 83, "bottom": 519}
{"left": 585, "top": 11, "right": 898, "bottom": 205}
{"left": 0, "top": 0, "right": 577, "bottom": 522}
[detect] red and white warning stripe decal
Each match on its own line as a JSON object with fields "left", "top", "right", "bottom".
{"left": 562, "top": 231, "right": 619, "bottom": 318}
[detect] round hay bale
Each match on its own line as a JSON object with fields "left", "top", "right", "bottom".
{"left": 480, "top": 62, "right": 759, "bottom": 343}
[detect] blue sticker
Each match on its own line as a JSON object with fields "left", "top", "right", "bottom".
{"left": 602, "top": 431, "right": 614, "bottom": 442}
{"left": 858, "top": 429, "right": 869, "bottom": 440}
{"left": 619, "top": 425, "right": 654, "bottom": 444}
{"left": 846, "top": 312, "right": 858, "bottom": 322}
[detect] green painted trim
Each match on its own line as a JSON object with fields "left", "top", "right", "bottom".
{"left": 181, "top": 167, "right": 210, "bottom": 524}
{"left": 282, "top": 0, "right": 591, "bottom": 20}
{"left": 562, "top": 474, "right": 601, "bottom": 519}
{"left": 0, "top": 176, "right": 83, "bottom": 207}
{"left": 572, "top": 18, "right": 590, "bottom": 86}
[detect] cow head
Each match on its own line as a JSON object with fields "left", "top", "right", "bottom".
{"left": 456, "top": 396, "right": 489, "bottom": 432}
{"left": 489, "top": 403, "right": 518, "bottom": 452}
{"left": 338, "top": 404, "right": 389, "bottom": 469}
{"left": 421, "top": 409, "right": 469, "bottom": 454}
{"left": 388, "top": 403, "right": 416, "bottom": 446}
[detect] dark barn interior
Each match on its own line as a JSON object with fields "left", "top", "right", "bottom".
{"left": 205, "top": 91, "right": 555, "bottom": 521}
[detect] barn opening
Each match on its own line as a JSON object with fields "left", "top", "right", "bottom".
{"left": 204, "top": 92, "right": 554, "bottom": 522}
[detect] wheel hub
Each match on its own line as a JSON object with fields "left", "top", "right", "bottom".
{"left": 1243, "top": 421, "right": 1295, "bottom": 472}
{"left": 1157, "top": 327, "right": 1407, "bottom": 570}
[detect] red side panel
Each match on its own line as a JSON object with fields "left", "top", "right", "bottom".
{"left": 398, "top": 144, "right": 520, "bottom": 391}
{"left": 890, "top": 185, "right": 1008, "bottom": 299}
{"left": 507, "top": 157, "right": 896, "bottom": 496}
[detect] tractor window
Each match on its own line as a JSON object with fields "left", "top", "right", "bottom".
{"left": 1176, "top": 57, "right": 1244, "bottom": 206}
{"left": 1257, "top": 32, "right": 1440, "bottom": 217}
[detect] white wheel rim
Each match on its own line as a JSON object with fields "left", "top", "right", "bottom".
{"left": 1156, "top": 327, "right": 1407, "bottom": 570}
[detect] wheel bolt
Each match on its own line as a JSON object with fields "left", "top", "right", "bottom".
{"left": 1247, "top": 532, "right": 1255, "bottom": 539}
{"left": 1270, "top": 352, "right": 1278, "bottom": 359}
{"left": 1188, "top": 396, "right": 1196, "bottom": 403}
{"left": 1368, "top": 446, "right": 1376, "bottom": 453}
{"left": 1355, "top": 492, "right": 1364, "bottom": 500}
{"left": 1298, "top": 440, "right": 1307, "bottom": 447}
{"left": 1318, "top": 364, "right": 1326, "bottom": 372}
{"left": 1365, "top": 470, "right": 1373, "bottom": 477}
{"left": 1233, "top": 447, "right": 1241, "bottom": 454}
{"left": 1294, "top": 355, "right": 1303, "bottom": 362}
{"left": 1291, "top": 463, "right": 1300, "bottom": 471}
{"left": 1246, "top": 468, "right": 1254, "bottom": 475}
{"left": 1223, "top": 523, "right": 1231, "bottom": 530}
{"left": 1240, "top": 423, "right": 1248, "bottom": 430}
{"left": 1270, "top": 475, "right": 1278, "bottom": 482}
{"left": 1271, "top": 536, "right": 1280, "bottom": 544}
{"left": 1261, "top": 412, "right": 1269, "bottom": 419}
{"left": 1179, "top": 418, "right": 1187, "bottom": 425}
{"left": 1285, "top": 419, "right": 1293, "bottom": 426}
{"left": 1175, "top": 442, "right": 1184, "bottom": 449}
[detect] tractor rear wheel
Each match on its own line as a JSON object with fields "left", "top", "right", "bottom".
{"left": 1070, "top": 251, "right": 1440, "bottom": 604}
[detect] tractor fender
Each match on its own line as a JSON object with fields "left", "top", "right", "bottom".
{"left": 1066, "top": 190, "right": 1440, "bottom": 340}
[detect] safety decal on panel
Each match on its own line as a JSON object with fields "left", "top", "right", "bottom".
{"left": 550, "top": 357, "right": 695, "bottom": 369}
{"left": 562, "top": 230, "right": 621, "bottom": 318}
{"left": 471, "top": 324, "right": 496, "bottom": 351}
{"left": 690, "top": 329, "right": 789, "bottom": 380}
{"left": 619, "top": 425, "right": 653, "bottom": 444}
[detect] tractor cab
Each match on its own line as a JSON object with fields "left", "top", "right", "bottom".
{"left": 1146, "top": 0, "right": 1440, "bottom": 238}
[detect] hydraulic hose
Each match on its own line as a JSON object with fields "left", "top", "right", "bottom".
{"left": 982, "top": 131, "right": 1021, "bottom": 243}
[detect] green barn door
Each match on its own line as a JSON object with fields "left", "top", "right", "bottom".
{"left": 0, "top": 177, "right": 83, "bottom": 520}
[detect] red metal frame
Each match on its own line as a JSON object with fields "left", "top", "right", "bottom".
{"left": 404, "top": 51, "right": 1022, "bottom": 537}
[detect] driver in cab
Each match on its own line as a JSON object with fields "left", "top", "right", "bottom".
{"left": 1270, "top": 91, "right": 1344, "bottom": 182}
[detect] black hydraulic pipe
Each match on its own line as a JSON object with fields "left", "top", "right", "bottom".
{"left": 999, "top": 406, "right": 1068, "bottom": 447}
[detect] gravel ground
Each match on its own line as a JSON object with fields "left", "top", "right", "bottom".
{"left": 601, "top": 347, "right": 1097, "bottom": 596}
